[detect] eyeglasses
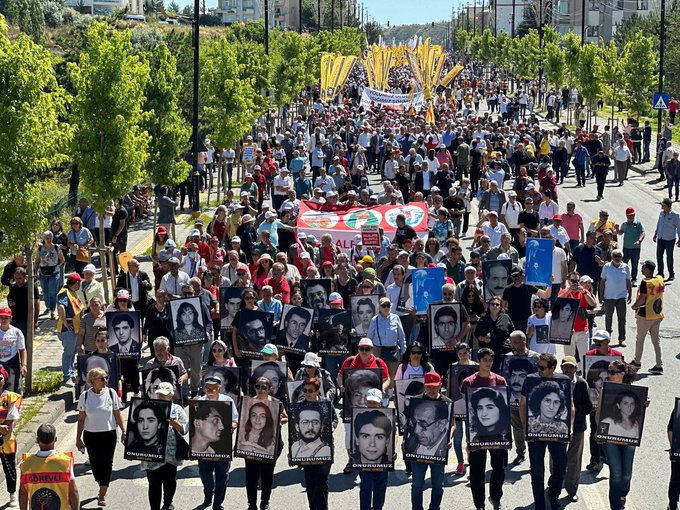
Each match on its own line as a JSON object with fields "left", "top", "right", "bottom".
{"left": 613, "top": 254, "right": 622, "bottom": 258}
{"left": 607, "top": 369, "right": 623, "bottom": 375}
{"left": 359, "top": 347, "right": 372, "bottom": 352}
{"left": 380, "top": 303, "right": 390, "bottom": 308}
{"left": 410, "top": 350, "right": 423, "bottom": 355}
{"left": 244, "top": 296, "right": 255, "bottom": 301}
{"left": 255, "top": 384, "right": 270, "bottom": 390}
{"left": 410, "top": 418, "right": 439, "bottom": 429}
{"left": 98, "top": 377, "right": 107, "bottom": 382}
{"left": 301, "top": 388, "right": 316, "bottom": 394}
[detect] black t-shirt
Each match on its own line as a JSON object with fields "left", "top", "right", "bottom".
{"left": 520, "top": 372, "right": 570, "bottom": 398}
{"left": 111, "top": 207, "right": 129, "bottom": 240}
{"left": 502, "top": 284, "right": 539, "bottom": 323}
{"left": 518, "top": 211, "right": 539, "bottom": 232}
{"left": 394, "top": 225, "right": 417, "bottom": 247}
{"left": 8, "top": 282, "right": 40, "bottom": 323}
{"left": 591, "top": 154, "right": 611, "bottom": 171}
{"left": 443, "top": 196, "right": 465, "bottom": 219}
{"left": 572, "top": 244, "right": 603, "bottom": 280}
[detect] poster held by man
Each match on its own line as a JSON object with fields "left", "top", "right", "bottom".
{"left": 170, "top": 296, "right": 207, "bottom": 346}
{"left": 189, "top": 399, "right": 233, "bottom": 460}
{"left": 524, "top": 377, "right": 572, "bottom": 442}
{"left": 202, "top": 365, "right": 241, "bottom": 405}
{"left": 288, "top": 400, "right": 334, "bottom": 465}
{"left": 502, "top": 356, "right": 538, "bottom": 407}
{"left": 584, "top": 355, "right": 623, "bottom": 407}
{"left": 349, "top": 407, "right": 395, "bottom": 471}
{"left": 236, "top": 309, "right": 275, "bottom": 358}
{"left": 394, "top": 378, "right": 425, "bottom": 434}
{"left": 482, "top": 259, "right": 512, "bottom": 301}
{"left": 220, "top": 286, "right": 243, "bottom": 331}
{"left": 124, "top": 397, "right": 171, "bottom": 461}
{"left": 398, "top": 267, "right": 444, "bottom": 314}
{"left": 141, "top": 365, "right": 182, "bottom": 405}
{"left": 403, "top": 398, "right": 452, "bottom": 464}
{"left": 448, "top": 364, "right": 479, "bottom": 418}
{"left": 106, "top": 310, "right": 142, "bottom": 358}
{"left": 300, "top": 278, "right": 332, "bottom": 311}
{"left": 235, "top": 396, "right": 282, "bottom": 464}
{"left": 249, "top": 360, "right": 288, "bottom": 403}
{"left": 525, "top": 238, "right": 554, "bottom": 287}
{"left": 596, "top": 382, "right": 648, "bottom": 447}
{"left": 276, "top": 305, "right": 314, "bottom": 354}
{"left": 342, "top": 368, "right": 383, "bottom": 423}
{"left": 465, "top": 387, "right": 512, "bottom": 449}
{"left": 316, "top": 309, "right": 352, "bottom": 356}
{"left": 350, "top": 295, "right": 380, "bottom": 339}
{"left": 429, "top": 303, "right": 463, "bottom": 351}
{"left": 549, "top": 297, "right": 580, "bottom": 345}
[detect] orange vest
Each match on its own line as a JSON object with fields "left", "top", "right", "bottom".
{"left": 20, "top": 452, "right": 73, "bottom": 510}
{"left": 0, "top": 391, "right": 21, "bottom": 454}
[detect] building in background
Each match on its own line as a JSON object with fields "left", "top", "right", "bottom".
{"left": 67, "top": 0, "right": 143, "bottom": 15}
{"left": 491, "top": 0, "right": 531, "bottom": 36}
{"left": 215, "top": 0, "right": 262, "bottom": 24}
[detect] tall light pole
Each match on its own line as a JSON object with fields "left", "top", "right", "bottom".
{"left": 264, "top": 0, "right": 269, "bottom": 54}
{"left": 318, "top": 0, "right": 321, "bottom": 31}
{"left": 511, "top": 0, "right": 516, "bottom": 38}
{"left": 473, "top": 0, "right": 477, "bottom": 34}
{"left": 331, "top": 0, "right": 335, "bottom": 32}
{"left": 493, "top": 0, "right": 497, "bottom": 36}
{"left": 298, "top": 0, "right": 302, "bottom": 33}
{"left": 581, "top": 0, "right": 586, "bottom": 45}
{"left": 658, "top": 0, "right": 666, "bottom": 135}
{"left": 191, "top": 0, "right": 200, "bottom": 212}
{"left": 481, "top": 0, "right": 485, "bottom": 32}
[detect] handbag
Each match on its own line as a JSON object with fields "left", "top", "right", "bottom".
{"left": 174, "top": 429, "right": 190, "bottom": 461}
{"left": 75, "top": 246, "right": 90, "bottom": 263}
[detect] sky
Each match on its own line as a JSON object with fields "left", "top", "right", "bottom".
{"left": 360, "top": 0, "right": 458, "bottom": 26}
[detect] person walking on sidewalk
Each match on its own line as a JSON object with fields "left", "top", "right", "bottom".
{"left": 665, "top": 150, "right": 680, "bottom": 201}
{"left": 631, "top": 260, "right": 665, "bottom": 374}
{"left": 591, "top": 149, "right": 611, "bottom": 200}
{"left": 653, "top": 198, "right": 680, "bottom": 281}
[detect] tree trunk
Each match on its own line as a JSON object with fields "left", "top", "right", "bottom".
{"left": 68, "top": 164, "right": 80, "bottom": 208}
{"left": 24, "top": 243, "right": 35, "bottom": 393}
{"left": 98, "top": 223, "right": 110, "bottom": 303}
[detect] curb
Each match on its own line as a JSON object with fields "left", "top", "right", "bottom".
{"left": 15, "top": 386, "right": 75, "bottom": 456}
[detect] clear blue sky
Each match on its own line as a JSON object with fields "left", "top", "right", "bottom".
{"left": 361, "top": 0, "right": 458, "bottom": 26}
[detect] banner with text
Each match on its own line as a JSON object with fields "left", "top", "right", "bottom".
{"left": 360, "top": 87, "right": 425, "bottom": 111}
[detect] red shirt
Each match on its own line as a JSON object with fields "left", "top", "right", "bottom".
{"left": 558, "top": 289, "right": 589, "bottom": 331}
{"left": 339, "top": 354, "right": 389, "bottom": 381}
{"left": 585, "top": 347, "right": 623, "bottom": 357}
{"left": 252, "top": 172, "right": 267, "bottom": 200}
{"left": 561, "top": 212, "right": 583, "bottom": 241}
{"left": 460, "top": 371, "right": 507, "bottom": 391}
{"left": 263, "top": 276, "right": 290, "bottom": 304}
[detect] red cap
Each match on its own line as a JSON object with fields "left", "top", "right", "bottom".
{"left": 322, "top": 261, "right": 333, "bottom": 267}
{"left": 427, "top": 263, "right": 437, "bottom": 268}
{"left": 66, "top": 273, "right": 83, "bottom": 283}
{"left": 626, "top": 207, "right": 636, "bottom": 216}
{"left": 0, "top": 307, "right": 12, "bottom": 317}
{"left": 0, "top": 367, "right": 8, "bottom": 381}
{"left": 553, "top": 214, "right": 563, "bottom": 221}
{"left": 157, "top": 226, "right": 167, "bottom": 234}
{"left": 424, "top": 372, "right": 442, "bottom": 386}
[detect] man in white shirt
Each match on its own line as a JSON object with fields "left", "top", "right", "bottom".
{"left": 159, "top": 257, "right": 191, "bottom": 298}
{"left": 273, "top": 167, "right": 293, "bottom": 212}
{"left": 482, "top": 211, "right": 509, "bottom": 248}
{"left": 612, "top": 139, "right": 631, "bottom": 185}
{"left": 501, "top": 191, "right": 522, "bottom": 235}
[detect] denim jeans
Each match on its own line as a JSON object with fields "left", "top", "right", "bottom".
{"left": 656, "top": 238, "right": 676, "bottom": 277}
{"left": 198, "top": 459, "right": 230, "bottom": 510}
{"left": 58, "top": 330, "right": 77, "bottom": 379}
{"left": 323, "top": 355, "right": 344, "bottom": 394}
{"left": 453, "top": 418, "right": 465, "bottom": 463}
{"left": 575, "top": 164, "right": 586, "bottom": 186}
{"left": 643, "top": 139, "right": 651, "bottom": 161}
{"left": 528, "top": 441, "right": 568, "bottom": 510}
{"left": 668, "top": 175, "right": 680, "bottom": 199}
{"left": 39, "top": 272, "right": 60, "bottom": 313}
{"left": 602, "top": 442, "right": 636, "bottom": 510}
{"left": 359, "top": 471, "right": 388, "bottom": 510}
{"left": 411, "top": 461, "right": 445, "bottom": 510}
{"left": 622, "top": 248, "right": 641, "bottom": 281}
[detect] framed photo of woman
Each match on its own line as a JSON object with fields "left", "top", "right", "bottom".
{"left": 235, "top": 396, "right": 282, "bottom": 464}
{"left": 549, "top": 297, "right": 580, "bottom": 345}
{"left": 124, "top": 397, "right": 171, "bottom": 462}
{"left": 170, "top": 296, "right": 206, "bottom": 346}
{"left": 465, "top": 387, "right": 512, "bottom": 450}
{"left": 350, "top": 295, "right": 379, "bottom": 339}
{"left": 596, "top": 382, "right": 648, "bottom": 447}
{"left": 524, "top": 377, "right": 572, "bottom": 442}
{"left": 583, "top": 355, "right": 623, "bottom": 407}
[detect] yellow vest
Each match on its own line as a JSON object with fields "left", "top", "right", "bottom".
{"left": 0, "top": 391, "right": 21, "bottom": 454}
{"left": 639, "top": 275, "right": 664, "bottom": 320}
{"left": 20, "top": 452, "right": 73, "bottom": 510}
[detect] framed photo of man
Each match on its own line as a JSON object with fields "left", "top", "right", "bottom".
{"left": 316, "top": 309, "right": 352, "bottom": 356}
{"left": 482, "top": 259, "right": 512, "bottom": 301}
{"left": 448, "top": 364, "right": 479, "bottom": 419}
{"left": 671, "top": 398, "right": 680, "bottom": 459}
{"left": 276, "top": 305, "right": 313, "bottom": 354}
{"left": 349, "top": 407, "right": 395, "bottom": 471}
{"left": 189, "top": 399, "right": 233, "bottom": 461}
{"left": 249, "top": 360, "right": 288, "bottom": 403}
{"left": 106, "top": 310, "right": 141, "bottom": 358}
{"left": 403, "top": 398, "right": 452, "bottom": 464}
{"left": 342, "top": 368, "right": 383, "bottom": 423}
{"left": 429, "top": 303, "right": 463, "bottom": 352}
{"left": 220, "top": 287, "right": 243, "bottom": 331}
{"left": 142, "top": 365, "right": 182, "bottom": 405}
{"left": 170, "top": 296, "right": 207, "bottom": 346}
{"left": 502, "top": 355, "right": 538, "bottom": 407}
{"left": 77, "top": 352, "right": 120, "bottom": 392}
{"left": 465, "top": 387, "right": 512, "bottom": 449}
{"left": 549, "top": 297, "right": 580, "bottom": 345}
{"left": 584, "top": 355, "right": 623, "bottom": 407}
{"left": 288, "top": 400, "right": 334, "bottom": 465}
{"left": 236, "top": 309, "right": 275, "bottom": 358}
{"left": 394, "top": 378, "right": 425, "bottom": 435}
{"left": 350, "top": 295, "right": 379, "bottom": 339}
{"left": 202, "top": 365, "right": 241, "bottom": 404}
{"left": 235, "top": 396, "right": 282, "bottom": 463}
{"left": 124, "top": 397, "right": 171, "bottom": 461}
{"left": 287, "top": 380, "right": 325, "bottom": 405}
{"left": 524, "top": 377, "right": 572, "bottom": 442}
{"left": 300, "top": 278, "right": 332, "bottom": 311}
{"left": 596, "top": 382, "right": 648, "bottom": 447}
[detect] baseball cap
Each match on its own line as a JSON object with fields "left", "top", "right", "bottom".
{"left": 511, "top": 267, "right": 524, "bottom": 277}
{"left": 0, "top": 307, "right": 12, "bottom": 317}
{"left": 300, "top": 252, "right": 311, "bottom": 259}
{"left": 379, "top": 297, "right": 391, "bottom": 306}
{"left": 561, "top": 356, "right": 578, "bottom": 367}
{"left": 264, "top": 211, "right": 276, "bottom": 219}
{"left": 191, "top": 229, "right": 201, "bottom": 237}
{"left": 363, "top": 268, "right": 377, "bottom": 278}
{"left": 159, "top": 252, "right": 171, "bottom": 262}
{"left": 165, "top": 239, "right": 176, "bottom": 248}
{"left": 83, "top": 264, "right": 96, "bottom": 273}
{"left": 424, "top": 372, "right": 442, "bottom": 386}
{"left": 487, "top": 210, "right": 498, "bottom": 216}
{"left": 116, "top": 289, "right": 130, "bottom": 300}
{"left": 194, "top": 219, "right": 204, "bottom": 226}
{"left": 329, "top": 292, "right": 343, "bottom": 305}
{"left": 642, "top": 259, "right": 656, "bottom": 270}
{"left": 508, "top": 191, "right": 517, "bottom": 197}
{"left": 366, "top": 388, "right": 383, "bottom": 403}
{"left": 592, "top": 330, "right": 611, "bottom": 342}
{"left": 553, "top": 214, "right": 563, "bottom": 221}
{"left": 626, "top": 207, "right": 636, "bottom": 216}
{"left": 326, "top": 191, "right": 337, "bottom": 198}
{"left": 398, "top": 250, "right": 409, "bottom": 257}
{"left": 359, "top": 255, "right": 374, "bottom": 264}
{"left": 168, "top": 257, "right": 180, "bottom": 264}
{"left": 358, "top": 338, "right": 373, "bottom": 348}
{"left": 204, "top": 374, "right": 223, "bottom": 386}
{"left": 301, "top": 352, "right": 321, "bottom": 368}
{"left": 261, "top": 344, "right": 278, "bottom": 356}
{"left": 155, "top": 382, "right": 175, "bottom": 396}
{"left": 231, "top": 236, "right": 241, "bottom": 243}
{"left": 525, "top": 183, "right": 536, "bottom": 191}
{"left": 66, "top": 273, "right": 83, "bottom": 283}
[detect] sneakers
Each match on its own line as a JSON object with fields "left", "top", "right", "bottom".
{"left": 9, "top": 492, "right": 17, "bottom": 508}
{"left": 454, "top": 462, "right": 465, "bottom": 475}
{"left": 650, "top": 365, "right": 664, "bottom": 374}
{"left": 630, "top": 360, "right": 642, "bottom": 368}
{"left": 619, "top": 339, "right": 627, "bottom": 347}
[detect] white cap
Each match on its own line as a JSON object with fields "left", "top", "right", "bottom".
{"left": 358, "top": 337, "right": 373, "bottom": 348}
{"left": 301, "top": 252, "right": 311, "bottom": 259}
{"left": 83, "top": 264, "right": 96, "bottom": 273}
{"left": 155, "top": 382, "right": 175, "bottom": 396}
{"left": 326, "top": 191, "right": 337, "bottom": 198}
{"left": 366, "top": 388, "right": 383, "bottom": 403}
{"left": 231, "top": 236, "right": 241, "bottom": 243}
{"left": 592, "top": 330, "right": 610, "bottom": 342}
{"left": 264, "top": 211, "right": 276, "bottom": 219}
{"left": 191, "top": 229, "right": 201, "bottom": 236}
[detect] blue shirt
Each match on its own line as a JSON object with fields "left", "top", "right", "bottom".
{"left": 573, "top": 146, "right": 589, "bottom": 166}
{"left": 289, "top": 157, "right": 306, "bottom": 176}
{"left": 295, "top": 177, "right": 312, "bottom": 198}
{"left": 600, "top": 262, "right": 631, "bottom": 299}
{"left": 655, "top": 209, "right": 680, "bottom": 241}
{"left": 367, "top": 313, "right": 406, "bottom": 354}
{"left": 257, "top": 298, "right": 283, "bottom": 322}
{"left": 257, "top": 219, "right": 284, "bottom": 248}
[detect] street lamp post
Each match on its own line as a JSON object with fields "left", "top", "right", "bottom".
{"left": 191, "top": 0, "right": 200, "bottom": 213}
{"left": 298, "top": 0, "right": 302, "bottom": 33}
{"left": 511, "top": 0, "right": 515, "bottom": 38}
{"left": 264, "top": 0, "right": 269, "bottom": 54}
{"left": 658, "top": 0, "right": 666, "bottom": 135}
{"left": 331, "top": 0, "right": 335, "bottom": 32}
{"left": 318, "top": 0, "right": 321, "bottom": 31}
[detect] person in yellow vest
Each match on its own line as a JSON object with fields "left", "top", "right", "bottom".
{"left": 631, "top": 259, "right": 665, "bottom": 374}
{"left": 18, "top": 423, "right": 79, "bottom": 510}
{"left": 0, "top": 366, "right": 21, "bottom": 508}
{"left": 56, "top": 273, "right": 84, "bottom": 387}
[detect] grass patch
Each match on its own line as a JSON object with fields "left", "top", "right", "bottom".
{"left": 15, "top": 395, "right": 47, "bottom": 433}
{"left": 31, "top": 370, "right": 64, "bottom": 395}
{"left": 183, "top": 212, "right": 213, "bottom": 227}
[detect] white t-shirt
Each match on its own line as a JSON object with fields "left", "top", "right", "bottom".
{"left": 501, "top": 201, "right": 522, "bottom": 229}
{"left": 551, "top": 247, "right": 567, "bottom": 285}
{"left": 527, "top": 313, "right": 556, "bottom": 355}
{"left": 77, "top": 388, "right": 122, "bottom": 432}
{"left": 0, "top": 326, "right": 25, "bottom": 363}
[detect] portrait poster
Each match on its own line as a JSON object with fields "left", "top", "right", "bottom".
{"left": 220, "top": 287, "right": 243, "bottom": 331}
{"left": 300, "top": 278, "right": 332, "bottom": 311}
{"left": 286, "top": 379, "right": 326, "bottom": 405}
{"left": 288, "top": 400, "right": 334, "bottom": 465}
{"left": 398, "top": 267, "right": 445, "bottom": 314}
{"left": 465, "top": 386, "right": 512, "bottom": 450}
{"left": 124, "top": 397, "right": 171, "bottom": 462}
{"left": 342, "top": 368, "right": 383, "bottom": 423}
{"left": 106, "top": 310, "right": 141, "bottom": 359}
{"left": 584, "top": 355, "right": 623, "bottom": 407}
{"left": 525, "top": 238, "right": 554, "bottom": 287}
{"left": 203, "top": 365, "right": 241, "bottom": 404}
{"left": 350, "top": 407, "right": 395, "bottom": 471}
{"left": 77, "top": 352, "right": 120, "bottom": 391}
{"left": 448, "top": 364, "right": 480, "bottom": 418}
{"left": 141, "top": 365, "right": 182, "bottom": 405}
{"left": 350, "top": 295, "right": 380, "bottom": 339}
{"left": 189, "top": 399, "right": 233, "bottom": 461}
{"left": 236, "top": 309, "right": 275, "bottom": 358}
{"left": 482, "top": 259, "right": 512, "bottom": 301}
{"left": 394, "top": 378, "right": 425, "bottom": 435}
{"left": 671, "top": 398, "right": 680, "bottom": 459}
{"left": 502, "top": 355, "right": 539, "bottom": 407}
{"left": 170, "top": 296, "right": 206, "bottom": 346}
{"left": 235, "top": 396, "right": 282, "bottom": 464}
{"left": 316, "top": 309, "right": 352, "bottom": 356}
{"left": 276, "top": 305, "right": 313, "bottom": 354}
{"left": 429, "top": 303, "right": 463, "bottom": 352}
{"left": 524, "top": 376, "right": 572, "bottom": 442}
{"left": 249, "top": 360, "right": 288, "bottom": 404}
{"left": 403, "top": 398, "right": 452, "bottom": 464}
{"left": 549, "top": 297, "right": 580, "bottom": 345}
{"left": 596, "top": 382, "right": 648, "bottom": 447}
{"left": 535, "top": 325, "right": 550, "bottom": 344}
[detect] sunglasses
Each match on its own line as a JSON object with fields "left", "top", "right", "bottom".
{"left": 489, "top": 302, "right": 501, "bottom": 307}
{"left": 481, "top": 240, "right": 490, "bottom": 243}
{"left": 380, "top": 303, "right": 390, "bottom": 308}
{"left": 244, "top": 296, "right": 256, "bottom": 300}
{"left": 98, "top": 377, "right": 107, "bottom": 382}
{"left": 410, "top": 350, "right": 423, "bottom": 355}
{"left": 255, "top": 384, "right": 270, "bottom": 390}
{"left": 359, "top": 347, "right": 372, "bottom": 352}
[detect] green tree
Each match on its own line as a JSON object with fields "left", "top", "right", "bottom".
{"left": 363, "top": 20, "right": 382, "bottom": 46}
{"left": 544, "top": 41, "right": 566, "bottom": 90}
{"left": 454, "top": 28, "right": 470, "bottom": 52}
{"left": 269, "top": 30, "right": 307, "bottom": 106}
{"left": 8, "top": 0, "right": 45, "bottom": 42}
{"left": 494, "top": 30, "right": 510, "bottom": 70}
{"left": 514, "top": 30, "right": 540, "bottom": 81}
{"left": 576, "top": 42, "right": 605, "bottom": 126}
{"left": 622, "top": 31, "right": 656, "bottom": 117}
{"left": 562, "top": 31, "right": 581, "bottom": 86}
{"left": 478, "top": 28, "right": 496, "bottom": 62}
{"left": 600, "top": 39, "right": 625, "bottom": 122}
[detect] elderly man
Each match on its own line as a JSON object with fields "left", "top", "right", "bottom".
{"left": 159, "top": 257, "right": 191, "bottom": 299}
{"left": 481, "top": 211, "right": 509, "bottom": 248}
{"left": 479, "top": 180, "right": 506, "bottom": 216}
{"left": 487, "top": 233, "right": 519, "bottom": 264}
{"left": 116, "top": 258, "right": 152, "bottom": 314}
{"left": 599, "top": 249, "right": 632, "bottom": 346}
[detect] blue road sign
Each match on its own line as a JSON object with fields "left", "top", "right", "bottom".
{"left": 653, "top": 93, "right": 670, "bottom": 110}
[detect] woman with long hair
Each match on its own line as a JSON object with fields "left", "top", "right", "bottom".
{"left": 461, "top": 285, "right": 485, "bottom": 344}
{"left": 469, "top": 387, "right": 510, "bottom": 442}
{"left": 151, "top": 226, "right": 170, "bottom": 267}
{"left": 424, "top": 238, "right": 446, "bottom": 264}
{"left": 253, "top": 254, "right": 274, "bottom": 293}
{"left": 230, "top": 288, "right": 259, "bottom": 361}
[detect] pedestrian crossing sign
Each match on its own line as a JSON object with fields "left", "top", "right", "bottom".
{"left": 653, "top": 93, "right": 670, "bottom": 110}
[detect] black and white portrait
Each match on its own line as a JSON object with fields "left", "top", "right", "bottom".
{"left": 202, "top": 365, "right": 241, "bottom": 404}
{"left": 549, "top": 297, "right": 580, "bottom": 345}
{"left": 350, "top": 407, "right": 395, "bottom": 471}
{"left": 403, "top": 398, "right": 452, "bottom": 464}
{"left": 671, "top": 398, "right": 680, "bottom": 459}
{"left": 77, "top": 352, "right": 120, "bottom": 393}
{"left": 584, "top": 355, "right": 622, "bottom": 407}
{"left": 276, "top": 305, "right": 313, "bottom": 354}
{"left": 189, "top": 399, "right": 233, "bottom": 460}
{"left": 235, "top": 396, "right": 282, "bottom": 463}
{"left": 502, "top": 355, "right": 538, "bottom": 407}
{"left": 170, "top": 296, "right": 206, "bottom": 346}
{"left": 448, "top": 364, "right": 480, "bottom": 418}
{"left": 288, "top": 400, "right": 334, "bottom": 465}
{"left": 236, "top": 309, "right": 275, "bottom": 358}
{"left": 351, "top": 295, "right": 379, "bottom": 338}
{"left": 394, "top": 378, "right": 425, "bottom": 434}
{"left": 300, "top": 278, "right": 332, "bottom": 310}
{"left": 429, "top": 303, "right": 462, "bottom": 351}
{"left": 220, "top": 287, "right": 243, "bottom": 330}
{"left": 342, "top": 368, "right": 382, "bottom": 422}
{"left": 482, "top": 259, "right": 512, "bottom": 301}
{"left": 465, "top": 387, "right": 512, "bottom": 449}
{"left": 124, "top": 397, "right": 171, "bottom": 461}
{"left": 249, "top": 360, "right": 288, "bottom": 403}
{"left": 525, "top": 377, "right": 572, "bottom": 441}
{"left": 286, "top": 379, "right": 325, "bottom": 405}
{"left": 316, "top": 309, "right": 352, "bottom": 356}
{"left": 142, "top": 365, "right": 182, "bottom": 405}
{"left": 106, "top": 311, "right": 141, "bottom": 358}
{"left": 596, "top": 382, "right": 648, "bottom": 447}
